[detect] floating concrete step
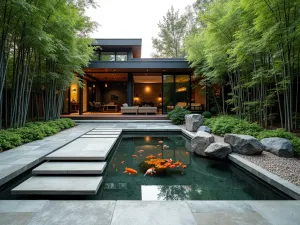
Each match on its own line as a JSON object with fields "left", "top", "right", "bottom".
{"left": 11, "top": 176, "right": 103, "bottom": 195}
{"left": 94, "top": 128, "right": 122, "bottom": 131}
{"left": 86, "top": 131, "right": 121, "bottom": 135}
{"left": 81, "top": 134, "right": 119, "bottom": 138}
{"left": 32, "top": 162, "right": 107, "bottom": 175}
{"left": 46, "top": 138, "right": 117, "bottom": 161}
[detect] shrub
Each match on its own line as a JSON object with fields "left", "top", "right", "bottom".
{"left": 203, "top": 116, "right": 300, "bottom": 154}
{"left": 167, "top": 107, "right": 191, "bottom": 125}
{"left": 15, "top": 127, "right": 45, "bottom": 143}
{"left": 0, "top": 131, "right": 22, "bottom": 151}
{"left": 0, "top": 118, "right": 75, "bottom": 151}
{"left": 202, "top": 111, "right": 212, "bottom": 119}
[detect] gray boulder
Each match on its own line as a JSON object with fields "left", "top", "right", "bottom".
{"left": 224, "top": 134, "right": 263, "bottom": 155}
{"left": 261, "top": 137, "right": 294, "bottom": 158}
{"left": 197, "top": 125, "right": 211, "bottom": 133}
{"left": 204, "top": 143, "right": 232, "bottom": 159}
{"left": 191, "top": 131, "right": 215, "bottom": 156}
{"left": 185, "top": 114, "right": 203, "bottom": 132}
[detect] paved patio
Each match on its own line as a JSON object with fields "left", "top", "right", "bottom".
{"left": 0, "top": 200, "right": 299, "bottom": 225}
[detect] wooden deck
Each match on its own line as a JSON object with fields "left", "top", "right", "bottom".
{"left": 61, "top": 112, "right": 168, "bottom": 120}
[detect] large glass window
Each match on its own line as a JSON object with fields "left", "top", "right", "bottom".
{"left": 100, "top": 52, "right": 115, "bottom": 61}
{"left": 163, "top": 75, "right": 175, "bottom": 113}
{"left": 116, "top": 52, "right": 127, "bottom": 61}
{"left": 163, "top": 75, "right": 191, "bottom": 113}
{"left": 175, "top": 75, "right": 190, "bottom": 109}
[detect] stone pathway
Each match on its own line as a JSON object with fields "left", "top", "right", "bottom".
{"left": 11, "top": 127, "right": 121, "bottom": 195}
{"left": 0, "top": 200, "right": 299, "bottom": 225}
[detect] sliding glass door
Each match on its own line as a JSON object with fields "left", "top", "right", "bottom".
{"left": 162, "top": 74, "right": 191, "bottom": 114}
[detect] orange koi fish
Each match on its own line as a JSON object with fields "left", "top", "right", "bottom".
{"left": 163, "top": 145, "right": 169, "bottom": 149}
{"left": 185, "top": 152, "right": 189, "bottom": 155}
{"left": 138, "top": 150, "right": 144, "bottom": 153}
{"left": 146, "top": 155, "right": 156, "bottom": 159}
{"left": 181, "top": 164, "right": 187, "bottom": 169}
{"left": 158, "top": 140, "right": 163, "bottom": 144}
{"left": 169, "top": 164, "right": 176, "bottom": 169}
{"left": 173, "top": 161, "right": 182, "bottom": 166}
{"left": 157, "top": 153, "right": 162, "bottom": 157}
{"left": 132, "top": 154, "right": 137, "bottom": 158}
{"left": 121, "top": 160, "right": 125, "bottom": 164}
{"left": 123, "top": 167, "right": 138, "bottom": 175}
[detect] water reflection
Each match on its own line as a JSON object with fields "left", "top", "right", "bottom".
{"left": 142, "top": 185, "right": 192, "bottom": 200}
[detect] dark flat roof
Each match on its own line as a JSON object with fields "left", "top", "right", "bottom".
{"left": 91, "top": 39, "right": 142, "bottom": 46}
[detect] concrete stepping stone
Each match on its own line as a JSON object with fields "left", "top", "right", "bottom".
{"left": 32, "top": 162, "right": 107, "bottom": 175}
{"left": 86, "top": 131, "right": 121, "bottom": 135}
{"left": 81, "top": 134, "right": 119, "bottom": 138}
{"left": 11, "top": 176, "right": 103, "bottom": 195}
{"left": 46, "top": 138, "right": 116, "bottom": 160}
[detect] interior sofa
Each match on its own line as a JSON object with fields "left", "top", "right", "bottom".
{"left": 138, "top": 107, "right": 157, "bottom": 114}
{"left": 121, "top": 106, "right": 139, "bottom": 114}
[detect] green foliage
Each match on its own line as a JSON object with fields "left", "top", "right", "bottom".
{"left": 184, "top": 0, "right": 300, "bottom": 130}
{"left": 168, "top": 107, "right": 191, "bottom": 125}
{"left": 202, "top": 111, "right": 212, "bottom": 118}
{"left": 151, "top": 6, "right": 187, "bottom": 58}
{"left": 0, "top": 131, "right": 22, "bottom": 152}
{"left": 204, "top": 116, "right": 300, "bottom": 154}
{"left": 15, "top": 127, "right": 45, "bottom": 143}
{"left": 0, "top": 119, "right": 75, "bottom": 151}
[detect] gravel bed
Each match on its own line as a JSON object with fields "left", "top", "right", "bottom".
{"left": 239, "top": 152, "right": 300, "bottom": 187}
{"left": 178, "top": 124, "right": 300, "bottom": 187}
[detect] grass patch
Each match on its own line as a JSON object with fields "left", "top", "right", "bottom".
{"left": 204, "top": 116, "right": 300, "bottom": 154}
{"left": 0, "top": 118, "right": 75, "bottom": 152}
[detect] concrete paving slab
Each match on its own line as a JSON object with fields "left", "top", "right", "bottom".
{"left": 187, "top": 201, "right": 255, "bottom": 213}
{"left": 12, "top": 176, "right": 103, "bottom": 195}
{"left": 81, "top": 134, "right": 119, "bottom": 138}
{"left": 0, "top": 200, "right": 48, "bottom": 213}
{"left": 247, "top": 201, "right": 300, "bottom": 225}
{"left": 0, "top": 212, "right": 36, "bottom": 225}
{"left": 46, "top": 138, "right": 116, "bottom": 160}
{"left": 32, "top": 162, "right": 107, "bottom": 175}
{"left": 192, "top": 212, "right": 269, "bottom": 225}
{"left": 110, "top": 201, "right": 197, "bottom": 225}
{"left": 27, "top": 201, "right": 115, "bottom": 225}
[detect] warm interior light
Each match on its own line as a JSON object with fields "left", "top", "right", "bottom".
{"left": 93, "top": 84, "right": 95, "bottom": 88}
{"left": 176, "top": 87, "right": 187, "bottom": 92}
{"left": 105, "top": 83, "right": 108, "bottom": 88}
{"left": 72, "top": 88, "right": 76, "bottom": 93}
{"left": 145, "top": 136, "right": 150, "bottom": 142}
{"left": 145, "top": 86, "right": 151, "bottom": 93}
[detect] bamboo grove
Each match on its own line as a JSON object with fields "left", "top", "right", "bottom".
{"left": 185, "top": 0, "right": 300, "bottom": 131}
{"left": 0, "top": 0, "right": 96, "bottom": 128}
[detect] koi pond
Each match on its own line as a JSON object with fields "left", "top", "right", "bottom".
{"left": 0, "top": 132, "right": 291, "bottom": 200}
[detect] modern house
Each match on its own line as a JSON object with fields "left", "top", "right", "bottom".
{"left": 62, "top": 39, "right": 206, "bottom": 116}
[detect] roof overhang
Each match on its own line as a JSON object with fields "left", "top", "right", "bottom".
{"left": 91, "top": 39, "right": 142, "bottom": 58}
{"left": 85, "top": 59, "right": 192, "bottom": 73}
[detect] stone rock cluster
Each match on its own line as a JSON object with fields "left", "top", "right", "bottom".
{"left": 185, "top": 113, "right": 295, "bottom": 158}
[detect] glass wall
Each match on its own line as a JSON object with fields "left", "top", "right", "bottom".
{"left": 163, "top": 74, "right": 192, "bottom": 114}
{"left": 175, "top": 75, "right": 190, "bottom": 109}
{"left": 163, "top": 75, "right": 175, "bottom": 113}
{"left": 100, "top": 52, "right": 115, "bottom": 61}
{"left": 116, "top": 52, "right": 127, "bottom": 61}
